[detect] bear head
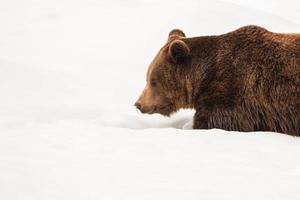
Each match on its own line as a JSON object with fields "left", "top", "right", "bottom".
{"left": 135, "top": 29, "right": 193, "bottom": 116}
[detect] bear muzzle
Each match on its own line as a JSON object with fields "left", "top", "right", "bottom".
{"left": 134, "top": 101, "right": 155, "bottom": 114}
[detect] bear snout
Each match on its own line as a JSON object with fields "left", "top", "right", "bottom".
{"left": 134, "top": 101, "right": 155, "bottom": 114}
{"left": 134, "top": 101, "right": 146, "bottom": 113}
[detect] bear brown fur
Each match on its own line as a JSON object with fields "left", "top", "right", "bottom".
{"left": 135, "top": 25, "right": 300, "bottom": 136}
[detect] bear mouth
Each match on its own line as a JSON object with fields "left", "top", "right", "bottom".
{"left": 152, "top": 103, "right": 175, "bottom": 117}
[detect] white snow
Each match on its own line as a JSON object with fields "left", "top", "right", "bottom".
{"left": 0, "top": 0, "right": 300, "bottom": 199}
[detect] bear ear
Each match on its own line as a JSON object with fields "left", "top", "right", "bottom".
{"left": 168, "top": 29, "right": 186, "bottom": 41}
{"left": 168, "top": 40, "right": 190, "bottom": 63}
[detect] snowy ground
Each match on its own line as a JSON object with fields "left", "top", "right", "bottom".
{"left": 0, "top": 0, "right": 300, "bottom": 199}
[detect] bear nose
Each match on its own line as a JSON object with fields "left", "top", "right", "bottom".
{"left": 134, "top": 102, "right": 142, "bottom": 110}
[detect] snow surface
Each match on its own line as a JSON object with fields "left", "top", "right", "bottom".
{"left": 0, "top": 0, "right": 300, "bottom": 199}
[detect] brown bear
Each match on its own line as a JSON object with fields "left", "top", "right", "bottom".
{"left": 135, "top": 25, "right": 300, "bottom": 136}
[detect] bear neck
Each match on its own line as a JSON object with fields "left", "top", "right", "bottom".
{"left": 182, "top": 35, "right": 219, "bottom": 108}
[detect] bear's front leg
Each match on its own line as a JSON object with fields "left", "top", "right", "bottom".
{"left": 193, "top": 109, "right": 210, "bottom": 129}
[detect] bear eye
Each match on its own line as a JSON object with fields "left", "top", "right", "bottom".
{"left": 150, "top": 78, "right": 157, "bottom": 87}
